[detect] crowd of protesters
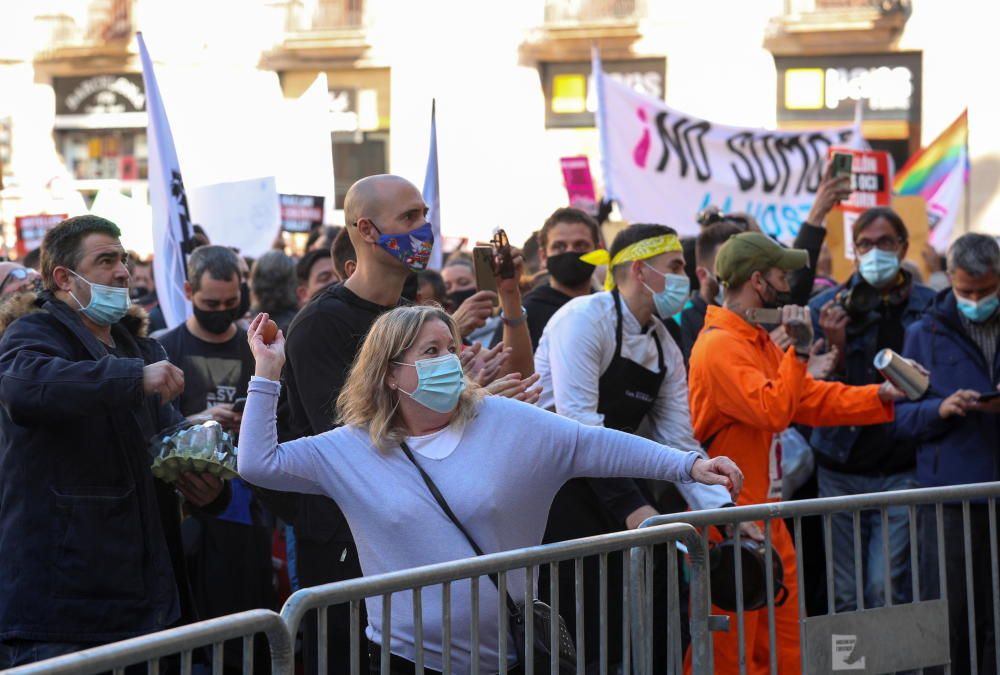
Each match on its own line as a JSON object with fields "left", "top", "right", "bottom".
{"left": 0, "top": 166, "right": 997, "bottom": 675}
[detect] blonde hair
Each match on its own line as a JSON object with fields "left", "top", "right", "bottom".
{"left": 336, "top": 305, "right": 487, "bottom": 450}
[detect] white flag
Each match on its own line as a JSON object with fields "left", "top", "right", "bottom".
{"left": 138, "top": 32, "right": 192, "bottom": 328}
{"left": 593, "top": 50, "right": 863, "bottom": 242}
{"left": 423, "top": 100, "right": 443, "bottom": 270}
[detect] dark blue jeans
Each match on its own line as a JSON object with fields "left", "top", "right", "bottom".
{"left": 817, "top": 467, "right": 919, "bottom": 612}
{"left": 0, "top": 639, "right": 94, "bottom": 669}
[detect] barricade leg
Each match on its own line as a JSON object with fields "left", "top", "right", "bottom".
{"left": 684, "top": 519, "right": 801, "bottom": 675}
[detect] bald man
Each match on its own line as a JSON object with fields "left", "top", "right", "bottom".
{"left": 0, "top": 262, "right": 40, "bottom": 297}
{"left": 258, "top": 175, "right": 431, "bottom": 672}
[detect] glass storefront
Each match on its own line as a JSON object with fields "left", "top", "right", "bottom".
{"left": 55, "top": 128, "right": 147, "bottom": 181}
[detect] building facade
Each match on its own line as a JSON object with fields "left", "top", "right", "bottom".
{"left": 0, "top": 0, "right": 996, "bottom": 258}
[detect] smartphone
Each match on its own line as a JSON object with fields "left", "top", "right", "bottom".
{"left": 745, "top": 307, "right": 782, "bottom": 325}
{"left": 472, "top": 246, "right": 499, "bottom": 305}
{"left": 491, "top": 228, "right": 516, "bottom": 280}
{"left": 231, "top": 397, "right": 247, "bottom": 414}
{"left": 979, "top": 391, "right": 1000, "bottom": 402}
{"left": 832, "top": 152, "right": 853, "bottom": 179}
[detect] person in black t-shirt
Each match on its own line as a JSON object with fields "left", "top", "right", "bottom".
{"left": 156, "top": 245, "right": 275, "bottom": 673}
{"left": 490, "top": 207, "right": 601, "bottom": 350}
{"left": 265, "top": 174, "right": 533, "bottom": 673}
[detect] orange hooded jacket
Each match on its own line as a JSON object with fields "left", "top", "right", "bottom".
{"left": 689, "top": 305, "right": 895, "bottom": 506}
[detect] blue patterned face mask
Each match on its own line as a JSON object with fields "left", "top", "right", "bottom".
{"left": 68, "top": 269, "right": 131, "bottom": 326}
{"left": 956, "top": 292, "right": 999, "bottom": 323}
{"left": 371, "top": 221, "right": 435, "bottom": 271}
{"left": 393, "top": 353, "right": 465, "bottom": 413}
{"left": 643, "top": 264, "right": 690, "bottom": 319}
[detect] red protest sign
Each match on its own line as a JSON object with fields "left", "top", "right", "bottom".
{"left": 15, "top": 214, "right": 67, "bottom": 257}
{"left": 829, "top": 147, "right": 892, "bottom": 211}
{"left": 827, "top": 147, "right": 892, "bottom": 260}
{"left": 560, "top": 156, "right": 598, "bottom": 216}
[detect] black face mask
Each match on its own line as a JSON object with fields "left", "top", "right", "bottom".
{"left": 129, "top": 285, "right": 151, "bottom": 301}
{"left": 237, "top": 282, "right": 251, "bottom": 319}
{"left": 546, "top": 252, "right": 596, "bottom": 288}
{"left": 447, "top": 288, "right": 477, "bottom": 312}
{"left": 194, "top": 305, "right": 240, "bottom": 335}
{"left": 758, "top": 278, "right": 792, "bottom": 310}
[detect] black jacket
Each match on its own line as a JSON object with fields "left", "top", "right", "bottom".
{"left": 788, "top": 222, "right": 826, "bottom": 307}
{"left": 0, "top": 291, "right": 226, "bottom": 642}
{"left": 259, "top": 283, "right": 401, "bottom": 547}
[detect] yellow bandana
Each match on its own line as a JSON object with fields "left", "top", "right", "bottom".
{"left": 580, "top": 234, "right": 682, "bottom": 290}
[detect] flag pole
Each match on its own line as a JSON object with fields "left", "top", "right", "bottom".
{"left": 964, "top": 109, "right": 971, "bottom": 233}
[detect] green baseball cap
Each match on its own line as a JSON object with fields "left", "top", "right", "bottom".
{"left": 715, "top": 232, "right": 809, "bottom": 288}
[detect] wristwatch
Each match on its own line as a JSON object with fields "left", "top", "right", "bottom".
{"left": 501, "top": 306, "right": 528, "bottom": 327}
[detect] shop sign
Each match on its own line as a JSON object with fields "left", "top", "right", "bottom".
{"left": 776, "top": 53, "right": 921, "bottom": 122}
{"left": 55, "top": 74, "right": 146, "bottom": 116}
{"left": 543, "top": 58, "right": 666, "bottom": 128}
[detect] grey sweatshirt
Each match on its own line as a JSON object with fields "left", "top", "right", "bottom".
{"left": 238, "top": 377, "right": 701, "bottom": 673}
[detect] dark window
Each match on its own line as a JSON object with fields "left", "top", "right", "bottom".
{"left": 332, "top": 131, "right": 388, "bottom": 209}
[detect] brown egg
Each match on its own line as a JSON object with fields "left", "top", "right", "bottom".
{"left": 260, "top": 319, "right": 279, "bottom": 344}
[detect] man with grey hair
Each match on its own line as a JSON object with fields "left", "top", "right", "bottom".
{"left": 896, "top": 232, "right": 1000, "bottom": 673}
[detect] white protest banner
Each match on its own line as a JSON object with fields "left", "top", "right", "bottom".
{"left": 596, "top": 55, "right": 863, "bottom": 242}
{"left": 187, "top": 177, "right": 281, "bottom": 259}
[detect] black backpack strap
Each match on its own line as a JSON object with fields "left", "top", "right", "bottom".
{"left": 399, "top": 442, "right": 520, "bottom": 616}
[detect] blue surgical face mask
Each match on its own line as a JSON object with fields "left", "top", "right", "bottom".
{"left": 68, "top": 269, "right": 131, "bottom": 326}
{"left": 956, "top": 292, "right": 1000, "bottom": 323}
{"left": 643, "top": 264, "right": 690, "bottom": 319}
{"left": 858, "top": 248, "right": 900, "bottom": 287}
{"left": 393, "top": 353, "right": 466, "bottom": 413}
{"left": 371, "top": 220, "right": 435, "bottom": 271}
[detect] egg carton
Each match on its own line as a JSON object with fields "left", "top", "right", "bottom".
{"left": 150, "top": 420, "right": 239, "bottom": 484}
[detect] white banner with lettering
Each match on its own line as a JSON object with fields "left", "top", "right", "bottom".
{"left": 596, "top": 62, "right": 863, "bottom": 242}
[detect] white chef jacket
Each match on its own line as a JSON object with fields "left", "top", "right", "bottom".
{"left": 534, "top": 291, "right": 731, "bottom": 510}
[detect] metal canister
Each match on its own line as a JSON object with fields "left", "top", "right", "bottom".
{"left": 873, "top": 348, "right": 929, "bottom": 401}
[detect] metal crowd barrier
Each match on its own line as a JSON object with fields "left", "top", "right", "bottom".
{"left": 4, "top": 609, "right": 293, "bottom": 675}
{"left": 638, "top": 481, "right": 1000, "bottom": 675}
{"left": 280, "top": 522, "right": 709, "bottom": 675}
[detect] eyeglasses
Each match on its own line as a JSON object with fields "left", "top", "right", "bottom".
{"left": 854, "top": 236, "right": 904, "bottom": 255}
{"left": 0, "top": 268, "right": 32, "bottom": 294}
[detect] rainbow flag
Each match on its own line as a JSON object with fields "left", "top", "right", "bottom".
{"left": 894, "top": 110, "right": 969, "bottom": 250}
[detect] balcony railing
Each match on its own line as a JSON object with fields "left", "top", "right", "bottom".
{"left": 36, "top": 0, "right": 132, "bottom": 52}
{"left": 543, "top": 0, "right": 646, "bottom": 26}
{"left": 284, "top": 0, "right": 365, "bottom": 33}
{"left": 784, "top": 0, "right": 910, "bottom": 16}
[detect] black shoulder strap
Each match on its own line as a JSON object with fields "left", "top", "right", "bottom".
{"left": 399, "top": 442, "right": 520, "bottom": 616}
{"left": 702, "top": 429, "right": 722, "bottom": 454}
{"left": 611, "top": 288, "right": 624, "bottom": 360}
